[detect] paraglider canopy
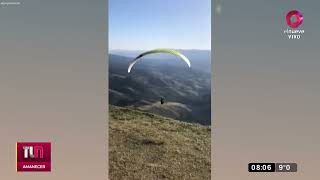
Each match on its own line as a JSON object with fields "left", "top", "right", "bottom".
{"left": 127, "top": 48, "right": 191, "bottom": 73}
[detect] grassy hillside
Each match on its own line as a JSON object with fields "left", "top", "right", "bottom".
{"left": 137, "top": 102, "right": 192, "bottom": 121}
{"left": 109, "top": 105, "right": 211, "bottom": 180}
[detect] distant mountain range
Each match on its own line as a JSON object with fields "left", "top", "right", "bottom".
{"left": 110, "top": 49, "right": 212, "bottom": 73}
{"left": 109, "top": 50, "right": 211, "bottom": 125}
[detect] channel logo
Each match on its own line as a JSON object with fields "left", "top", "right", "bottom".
{"left": 286, "top": 10, "right": 303, "bottom": 29}
{"left": 283, "top": 10, "right": 305, "bottom": 40}
{"left": 16, "top": 142, "right": 51, "bottom": 172}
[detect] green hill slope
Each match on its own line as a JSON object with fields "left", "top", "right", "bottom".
{"left": 109, "top": 105, "right": 211, "bottom": 180}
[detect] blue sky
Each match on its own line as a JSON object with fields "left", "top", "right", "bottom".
{"left": 109, "top": 0, "right": 211, "bottom": 50}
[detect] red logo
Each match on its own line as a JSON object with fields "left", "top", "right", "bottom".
{"left": 286, "top": 10, "right": 303, "bottom": 28}
{"left": 16, "top": 142, "right": 51, "bottom": 172}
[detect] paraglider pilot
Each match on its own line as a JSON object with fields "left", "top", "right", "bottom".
{"left": 160, "top": 97, "right": 165, "bottom": 104}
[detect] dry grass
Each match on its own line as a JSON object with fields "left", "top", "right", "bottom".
{"left": 109, "top": 105, "right": 211, "bottom": 180}
{"left": 137, "top": 102, "right": 192, "bottom": 121}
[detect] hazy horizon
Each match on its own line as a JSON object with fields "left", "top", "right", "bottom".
{"left": 110, "top": 49, "right": 211, "bottom": 51}
{"left": 109, "top": 0, "right": 211, "bottom": 50}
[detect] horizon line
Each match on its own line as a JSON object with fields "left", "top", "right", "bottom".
{"left": 109, "top": 48, "right": 211, "bottom": 51}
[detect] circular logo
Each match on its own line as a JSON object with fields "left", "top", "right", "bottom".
{"left": 286, "top": 10, "right": 303, "bottom": 28}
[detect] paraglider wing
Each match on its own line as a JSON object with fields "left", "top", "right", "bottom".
{"left": 127, "top": 49, "right": 191, "bottom": 73}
